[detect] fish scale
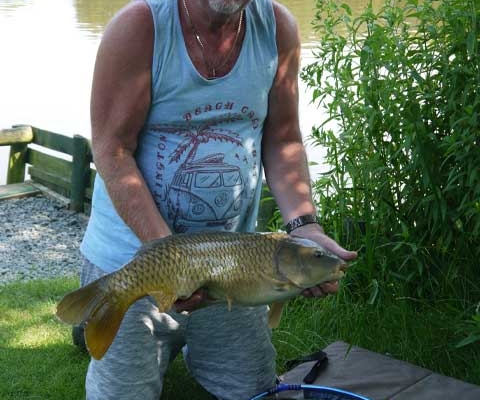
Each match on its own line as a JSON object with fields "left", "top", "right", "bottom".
{"left": 56, "top": 231, "right": 346, "bottom": 360}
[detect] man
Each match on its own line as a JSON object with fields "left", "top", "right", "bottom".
{"left": 79, "top": 0, "right": 357, "bottom": 399}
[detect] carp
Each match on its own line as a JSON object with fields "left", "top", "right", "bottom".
{"left": 56, "top": 232, "right": 346, "bottom": 359}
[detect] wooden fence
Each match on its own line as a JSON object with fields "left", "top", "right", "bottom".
{"left": 0, "top": 125, "right": 278, "bottom": 229}
{"left": 0, "top": 125, "right": 94, "bottom": 212}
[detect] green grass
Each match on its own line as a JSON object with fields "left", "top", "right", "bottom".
{"left": 0, "top": 279, "right": 89, "bottom": 400}
{"left": 1, "top": 277, "right": 479, "bottom": 400}
{"left": 276, "top": 290, "right": 480, "bottom": 384}
{"left": 0, "top": 278, "right": 212, "bottom": 400}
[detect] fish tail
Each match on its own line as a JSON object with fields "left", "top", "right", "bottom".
{"left": 56, "top": 276, "right": 130, "bottom": 360}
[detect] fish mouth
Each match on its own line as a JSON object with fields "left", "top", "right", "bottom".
{"left": 324, "top": 261, "right": 348, "bottom": 282}
{"left": 339, "top": 262, "right": 348, "bottom": 274}
{"left": 329, "top": 270, "right": 345, "bottom": 281}
{"left": 293, "top": 263, "right": 347, "bottom": 289}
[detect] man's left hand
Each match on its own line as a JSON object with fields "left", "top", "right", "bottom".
{"left": 289, "top": 223, "right": 358, "bottom": 298}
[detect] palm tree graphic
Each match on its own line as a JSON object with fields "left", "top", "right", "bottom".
{"left": 150, "top": 113, "right": 244, "bottom": 165}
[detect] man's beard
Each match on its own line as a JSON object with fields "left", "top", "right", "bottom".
{"left": 207, "top": 0, "right": 245, "bottom": 15}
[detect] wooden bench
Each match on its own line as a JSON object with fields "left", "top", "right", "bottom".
{"left": 0, "top": 182, "right": 41, "bottom": 200}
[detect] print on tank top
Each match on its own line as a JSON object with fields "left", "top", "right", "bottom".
{"left": 148, "top": 101, "right": 261, "bottom": 233}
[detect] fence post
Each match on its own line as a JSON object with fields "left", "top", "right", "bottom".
{"left": 7, "top": 143, "right": 28, "bottom": 184}
{"left": 70, "top": 135, "right": 90, "bottom": 212}
{"left": 1, "top": 126, "right": 34, "bottom": 184}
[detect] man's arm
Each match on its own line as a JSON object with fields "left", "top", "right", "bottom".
{"left": 90, "top": 2, "right": 171, "bottom": 242}
{"left": 91, "top": 2, "right": 207, "bottom": 311}
{"left": 262, "top": 3, "right": 313, "bottom": 224}
{"left": 262, "top": 3, "right": 357, "bottom": 287}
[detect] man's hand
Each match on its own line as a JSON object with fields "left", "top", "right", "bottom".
{"left": 290, "top": 223, "right": 358, "bottom": 298}
{"left": 173, "top": 289, "right": 209, "bottom": 313}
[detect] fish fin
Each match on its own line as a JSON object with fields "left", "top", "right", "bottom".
{"left": 85, "top": 299, "right": 129, "bottom": 360}
{"left": 273, "top": 282, "right": 292, "bottom": 292}
{"left": 56, "top": 277, "right": 110, "bottom": 325}
{"left": 149, "top": 290, "right": 177, "bottom": 313}
{"left": 56, "top": 276, "right": 130, "bottom": 360}
{"left": 268, "top": 301, "right": 285, "bottom": 329}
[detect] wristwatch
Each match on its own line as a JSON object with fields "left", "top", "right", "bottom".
{"left": 285, "top": 214, "right": 319, "bottom": 234}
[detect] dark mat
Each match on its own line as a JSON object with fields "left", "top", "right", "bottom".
{"left": 281, "top": 341, "right": 480, "bottom": 400}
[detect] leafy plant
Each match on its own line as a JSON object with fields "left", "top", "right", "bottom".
{"left": 302, "top": 0, "right": 480, "bottom": 300}
{"left": 456, "top": 303, "right": 480, "bottom": 349}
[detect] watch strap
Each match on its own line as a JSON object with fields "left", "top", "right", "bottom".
{"left": 285, "top": 214, "right": 319, "bottom": 234}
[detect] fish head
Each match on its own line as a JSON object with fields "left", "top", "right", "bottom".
{"left": 275, "top": 236, "right": 346, "bottom": 288}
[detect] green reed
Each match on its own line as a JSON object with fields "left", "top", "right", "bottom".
{"left": 302, "top": 0, "right": 479, "bottom": 302}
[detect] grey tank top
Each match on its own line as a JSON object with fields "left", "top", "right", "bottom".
{"left": 81, "top": 0, "right": 278, "bottom": 272}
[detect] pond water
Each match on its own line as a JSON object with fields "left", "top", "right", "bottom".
{"left": 0, "top": 0, "right": 378, "bottom": 184}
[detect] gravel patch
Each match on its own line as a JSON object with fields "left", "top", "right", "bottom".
{"left": 0, "top": 195, "right": 88, "bottom": 285}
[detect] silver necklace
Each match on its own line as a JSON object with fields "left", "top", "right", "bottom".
{"left": 182, "top": 0, "right": 244, "bottom": 79}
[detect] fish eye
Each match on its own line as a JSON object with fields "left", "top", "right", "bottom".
{"left": 314, "top": 250, "right": 325, "bottom": 258}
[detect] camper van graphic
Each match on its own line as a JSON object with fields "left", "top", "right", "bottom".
{"left": 166, "top": 153, "right": 245, "bottom": 232}
{"left": 149, "top": 113, "right": 254, "bottom": 232}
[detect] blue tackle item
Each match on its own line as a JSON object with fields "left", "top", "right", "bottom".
{"left": 249, "top": 383, "right": 372, "bottom": 400}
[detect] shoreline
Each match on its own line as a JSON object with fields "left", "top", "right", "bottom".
{"left": 0, "top": 194, "right": 88, "bottom": 285}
